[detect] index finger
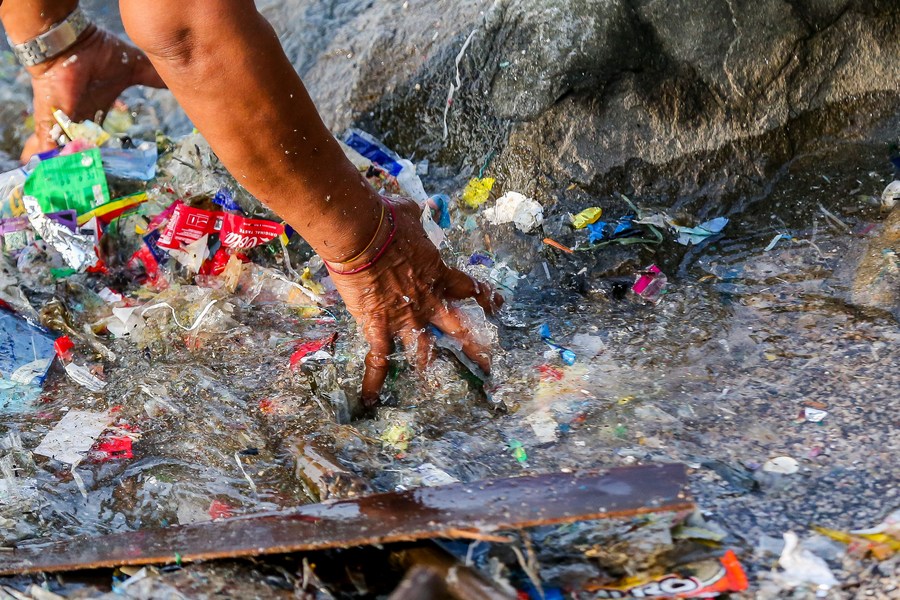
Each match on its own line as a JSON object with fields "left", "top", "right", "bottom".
{"left": 360, "top": 319, "right": 393, "bottom": 408}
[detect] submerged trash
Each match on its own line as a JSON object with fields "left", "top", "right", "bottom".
{"left": 24, "top": 149, "right": 110, "bottom": 216}
{"left": 814, "top": 509, "right": 900, "bottom": 560}
{"left": 508, "top": 439, "right": 528, "bottom": 463}
{"left": 571, "top": 207, "right": 603, "bottom": 229}
{"left": 539, "top": 324, "right": 576, "bottom": 365}
{"left": 381, "top": 423, "right": 415, "bottom": 452}
{"left": 586, "top": 550, "right": 748, "bottom": 598}
{"left": 632, "top": 265, "right": 668, "bottom": 304}
{"left": 671, "top": 216, "right": 729, "bottom": 245}
{"left": 33, "top": 410, "right": 112, "bottom": 465}
{"left": 543, "top": 237, "right": 573, "bottom": 254}
{"left": 0, "top": 307, "right": 57, "bottom": 390}
{"left": 882, "top": 180, "right": 899, "bottom": 209}
{"left": 763, "top": 456, "right": 800, "bottom": 475}
{"left": 53, "top": 110, "right": 110, "bottom": 147}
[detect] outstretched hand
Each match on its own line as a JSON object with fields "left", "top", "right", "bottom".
{"left": 20, "top": 25, "right": 165, "bottom": 162}
{"left": 330, "top": 198, "right": 503, "bottom": 407}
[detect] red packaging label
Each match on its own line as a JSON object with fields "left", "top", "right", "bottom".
{"left": 157, "top": 202, "right": 221, "bottom": 249}
{"left": 91, "top": 436, "right": 133, "bottom": 461}
{"left": 219, "top": 213, "right": 284, "bottom": 250}
{"left": 156, "top": 201, "right": 283, "bottom": 251}
{"left": 290, "top": 333, "right": 337, "bottom": 369}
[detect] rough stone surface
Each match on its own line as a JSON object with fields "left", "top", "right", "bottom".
{"left": 256, "top": 0, "right": 898, "bottom": 209}
{"left": 3, "top": 0, "right": 896, "bottom": 206}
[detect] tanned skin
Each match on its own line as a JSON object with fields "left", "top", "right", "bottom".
{"left": 0, "top": 0, "right": 502, "bottom": 405}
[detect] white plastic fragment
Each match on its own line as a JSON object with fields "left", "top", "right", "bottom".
{"left": 777, "top": 531, "right": 839, "bottom": 591}
{"left": 106, "top": 306, "right": 145, "bottom": 339}
{"left": 763, "top": 456, "right": 800, "bottom": 474}
{"left": 881, "top": 180, "right": 899, "bottom": 209}
{"left": 765, "top": 233, "right": 788, "bottom": 252}
{"left": 525, "top": 408, "right": 558, "bottom": 443}
{"left": 672, "top": 216, "right": 729, "bottom": 245}
{"left": 168, "top": 234, "right": 210, "bottom": 273}
{"left": 851, "top": 508, "right": 900, "bottom": 537}
{"left": 64, "top": 363, "right": 107, "bottom": 392}
{"left": 33, "top": 410, "right": 112, "bottom": 465}
{"left": 569, "top": 333, "right": 606, "bottom": 358}
{"left": 0, "top": 476, "right": 38, "bottom": 505}
{"left": 804, "top": 407, "right": 828, "bottom": 422}
{"left": 412, "top": 463, "right": 458, "bottom": 487}
{"left": 97, "top": 287, "right": 124, "bottom": 303}
{"left": 483, "top": 192, "right": 544, "bottom": 233}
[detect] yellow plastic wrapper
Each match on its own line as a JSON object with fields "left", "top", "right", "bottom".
{"left": 572, "top": 207, "right": 603, "bottom": 229}
{"left": 300, "top": 267, "right": 325, "bottom": 296}
{"left": 53, "top": 109, "right": 110, "bottom": 147}
{"left": 461, "top": 177, "right": 495, "bottom": 209}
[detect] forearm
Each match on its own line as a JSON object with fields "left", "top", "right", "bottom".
{"left": 119, "top": 0, "right": 382, "bottom": 263}
{"left": 0, "top": 0, "right": 78, "bottom": 42}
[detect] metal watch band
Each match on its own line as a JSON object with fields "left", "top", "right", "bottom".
{"left": 9, "top": 8, "right": 90, "bottom": 68}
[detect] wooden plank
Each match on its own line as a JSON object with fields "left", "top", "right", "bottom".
{"left": 0, "top": 464, "right": 691, "bottom": 575}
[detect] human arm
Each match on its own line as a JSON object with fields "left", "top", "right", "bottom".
{"left": 0, "top": 0, "right": 165, "bottom": 160}
{"left": 116, "top": 0, "right": 501, "bottom": 405}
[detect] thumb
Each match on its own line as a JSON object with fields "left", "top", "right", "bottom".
{"left": 20, "top": 131, "right": 56, "bottom": 164}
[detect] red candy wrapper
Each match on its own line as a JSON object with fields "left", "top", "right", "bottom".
{"left": 91, "top": 436, "right": 133, "bottom": 461}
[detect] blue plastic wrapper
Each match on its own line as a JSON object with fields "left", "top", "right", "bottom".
{"left": 428, "top": 194, "right": 452, "bottom": 228}
{"left": 539, "top": 323, "right": 576, "bottom": 365}
{"left": 213, "top": 188, "right": 243, "bottom": 213}
{"left": 142, "top": 229, "right": 169, "bottom": 265}
{"left": 468, "top": 252, "right": 495, "bottom": 267}
{"left": 0, "top": 309, "right": 57, "bottom": 413}
{"left": 587, "top": 215, "right": 642, "bottom": 243}
{"left": 343, "top": 129, "right": 404, "bottom": 176}
{"left": 101, "top": 143, "right": 158, "bottom": 181}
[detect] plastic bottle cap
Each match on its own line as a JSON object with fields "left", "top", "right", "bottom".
{"left": 54, "top": 335, "right": 75, "bottom": 358}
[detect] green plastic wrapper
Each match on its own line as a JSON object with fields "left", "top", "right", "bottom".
{"left": 23, "top": 149, "right": 110, "bottom": 216}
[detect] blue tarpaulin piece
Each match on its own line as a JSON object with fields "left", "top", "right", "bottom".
{"left": 0, "top": 309, "right": 57, "bottom": 413}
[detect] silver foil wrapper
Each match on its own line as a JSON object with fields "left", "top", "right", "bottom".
{"left": 23, "top": 195, "right": 99, "bottom": 271}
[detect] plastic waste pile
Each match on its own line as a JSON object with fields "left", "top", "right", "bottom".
{"left": 0, "top": 110, "right": 480, "bottom": 546}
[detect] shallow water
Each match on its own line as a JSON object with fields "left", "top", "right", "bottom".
{"left": 0, "top": 10, "right": 898, "bottom": 599}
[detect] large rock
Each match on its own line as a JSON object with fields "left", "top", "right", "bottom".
{"left": 3, "top": 0, "right": 898, "bottom": 209}
{"left": 258, "top": 0, "right": 898, "bottom": 208}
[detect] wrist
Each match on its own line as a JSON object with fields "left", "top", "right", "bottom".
{"left": 24, "top": 23, "right": 98, "bottom": 77}
{"left": 323, "top": 198, "right": 398, "bottom": 276}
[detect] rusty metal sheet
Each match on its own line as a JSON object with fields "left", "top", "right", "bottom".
{"left": 0, "top": 464, "right": 691, "bottom": 575}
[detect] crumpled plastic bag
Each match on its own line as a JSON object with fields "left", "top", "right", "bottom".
{"left": 483, "top": 192, "right": 544, "bottom": 233}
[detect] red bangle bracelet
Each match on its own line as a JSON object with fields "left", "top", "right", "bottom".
{"left": 325, "top": 201, "right": 397, "bottom": 276}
